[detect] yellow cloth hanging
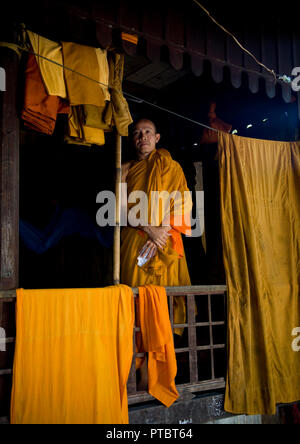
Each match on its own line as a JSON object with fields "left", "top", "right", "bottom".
{"left": 121, "top": 148, "right": 193, "bottom": 335}
{"left": 66, "top": 106, "right": 105, "bottom": 146}
{"left": 61, "top": 41, "right": 105, "bottom": 107}
{"left": 82, "top": 104, "right": 112, "bottom": 131}
{"left": 218, "top": 132, "right": 300, "bottom": 415}
{"left": 10, "top": 285, "right": 134, "bottom": 424}
{"left": 95, "top": 48, "right": 110, "bottom": 102}
{"left": 26, "top": 30, "right": 67, "bottom": 98}
{"left": 108, "top": 51, "right": 133, "bottom": 136}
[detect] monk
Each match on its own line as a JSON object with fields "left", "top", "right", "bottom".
{"left": 120, "top": 118, "right": 193, "bottom": 332}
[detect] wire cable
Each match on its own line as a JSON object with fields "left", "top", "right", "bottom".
{"left": 191, "top": 0, "right": 278, "bottom": 83}
{"left": 8, "top": 42, "right": 219, "bottom": 132}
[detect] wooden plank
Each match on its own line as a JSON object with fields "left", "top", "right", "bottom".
{"left": 175, "top": 344, "right": 225, "bottom": 354}
{"left": 187, "top": 295, "right": 198, "bottom": 383}
{"left": 0, "top": 41, "right": 19, "bottom": 291}
{"left": 132, "top": 285, "right": 227, "bottom": 295}
{"left": 0, "top": 286, "right": 227, "bottom": 299}
{"left": 113, "top": 133, "right": 122, "bottom": 285}
{"left": 0, "top": 290, "right": 16, "bottom": 300}
{"left": 128, "top": 378, "right": 225, "bottom": 405}
{"left": 208, "top": 294, "right": 215, "bottom": 379}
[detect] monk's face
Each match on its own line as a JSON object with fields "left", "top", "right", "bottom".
{"left": 132, "top": 120, "right": 161, "bottom": 160}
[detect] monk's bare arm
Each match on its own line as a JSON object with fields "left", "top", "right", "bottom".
{"left": 121, "top": 161, "right": 131, "bottom": 183}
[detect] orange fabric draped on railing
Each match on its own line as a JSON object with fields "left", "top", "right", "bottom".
{"left": 218, "top": 132, "right": 300, "bottom": 415}
{"left": 137, "top": 285, "right": 179, "bottom": 407}
{"left": 10, "top": 286, "right": 134, "bottom": 424}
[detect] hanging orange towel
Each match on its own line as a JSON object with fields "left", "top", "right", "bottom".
{"left": 137, "top": 285, "right": 179, "bottom": 407}
{"left": 10, "top": 285, "right": 134, "bottom": 424}
{"left": 22, "top": 53, "right": 69, "bottom": 135}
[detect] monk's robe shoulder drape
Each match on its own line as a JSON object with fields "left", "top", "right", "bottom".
{"left": 120, "top": 149, "right": 193, "bottom": 333}
{"left": 218, "top": 132, "right": 300, "bottom": 415}
{"left": 11, "top": 285, "right": 134, "bottom": 424}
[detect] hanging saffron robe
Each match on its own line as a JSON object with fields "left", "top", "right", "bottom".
{"left": 22, "top": 53, "right": 69, "bottom": 135}
{"left": 218, "top": 132, "right": 300, "bottom": 415}
{"left": 121, "top": 148, "right": 193, "bottom": 333}
{"left": 137, "top": 285, "right": 179, "bottom": 407}
{"left": 26, "top": 30, "right": 67, "bottom": 99}
{"left": 10, "top": 285, "right": 134, "bottom": 424}
{"left": 61, "top": 41, "right": 105, "bottom": 107}
{"left": 61, "top": 41, "right": 107, "bottom": 146}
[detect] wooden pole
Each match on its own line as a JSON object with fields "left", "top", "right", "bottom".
{"left": 113, "top": 132, "right": 122, "bottom": 285}
{"left": 0, "top": 38, "right": 19, "bottom": 290}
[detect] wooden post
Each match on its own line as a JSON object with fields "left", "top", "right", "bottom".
{"left": 0, "top": 43, "right": 19, "bottom": 290}
{"left": 113, "top": 132, "right": 122, "bottom": 285}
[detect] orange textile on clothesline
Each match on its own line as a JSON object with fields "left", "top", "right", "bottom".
{"left": 21, "top": 53, "right": 69, "bottom": 135}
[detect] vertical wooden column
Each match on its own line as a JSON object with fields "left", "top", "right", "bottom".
{"left": 0, "top": 45, "right": 19, "bottom": 290}
{"left": 113, "top": 132, "right": 122, "bottom": 285}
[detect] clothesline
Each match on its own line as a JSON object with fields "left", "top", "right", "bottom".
{"left": 2, "top": 41, "right": 219, "bottom": 133}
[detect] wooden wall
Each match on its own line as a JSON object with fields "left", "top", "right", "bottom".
{"left": 0, "top": 23, "right": 20, "bottom": 419}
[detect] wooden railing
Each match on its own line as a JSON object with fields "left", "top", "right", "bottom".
{"left": 0, "top": 285, "right": 227, "bottom": 417}
{"left": 127, "top": 285, "right": 227, "bottom": 405}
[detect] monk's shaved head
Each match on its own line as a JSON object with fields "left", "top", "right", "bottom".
{"left": 132, "top": 118, "right": 157, "bottom": 134}
{"left": 131, "top": 118, "right": 160, "bottom": 160}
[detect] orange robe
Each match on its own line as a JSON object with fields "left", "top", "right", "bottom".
{"left": 22, "top": 53, "right": 69, "bottom": 135}
{"left": 137, "top": 285, "right": 179, "bottom": 407}
{"left": 121, "top": 148, "right": 192, "bottom": 331}
{"left": 11, "top": 286, "right": 134, "bottom": 424}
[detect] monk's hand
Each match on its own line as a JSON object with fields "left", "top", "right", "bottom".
{"left": 138, "top": 240, "right": 158, "bottom": 259}
{"left": 142, "top": 225, "right": 171, "bottom": 250}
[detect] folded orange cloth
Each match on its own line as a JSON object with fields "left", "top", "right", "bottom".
{"left": 137, "top": 285, "right": 179, "bottom": 407}
{"left": 21, "top": 53, "right": 69, "bottom": 135}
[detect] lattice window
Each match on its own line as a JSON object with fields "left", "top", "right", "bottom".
{"left": 127, "top": 285, "right": 227, "bottom": 405}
